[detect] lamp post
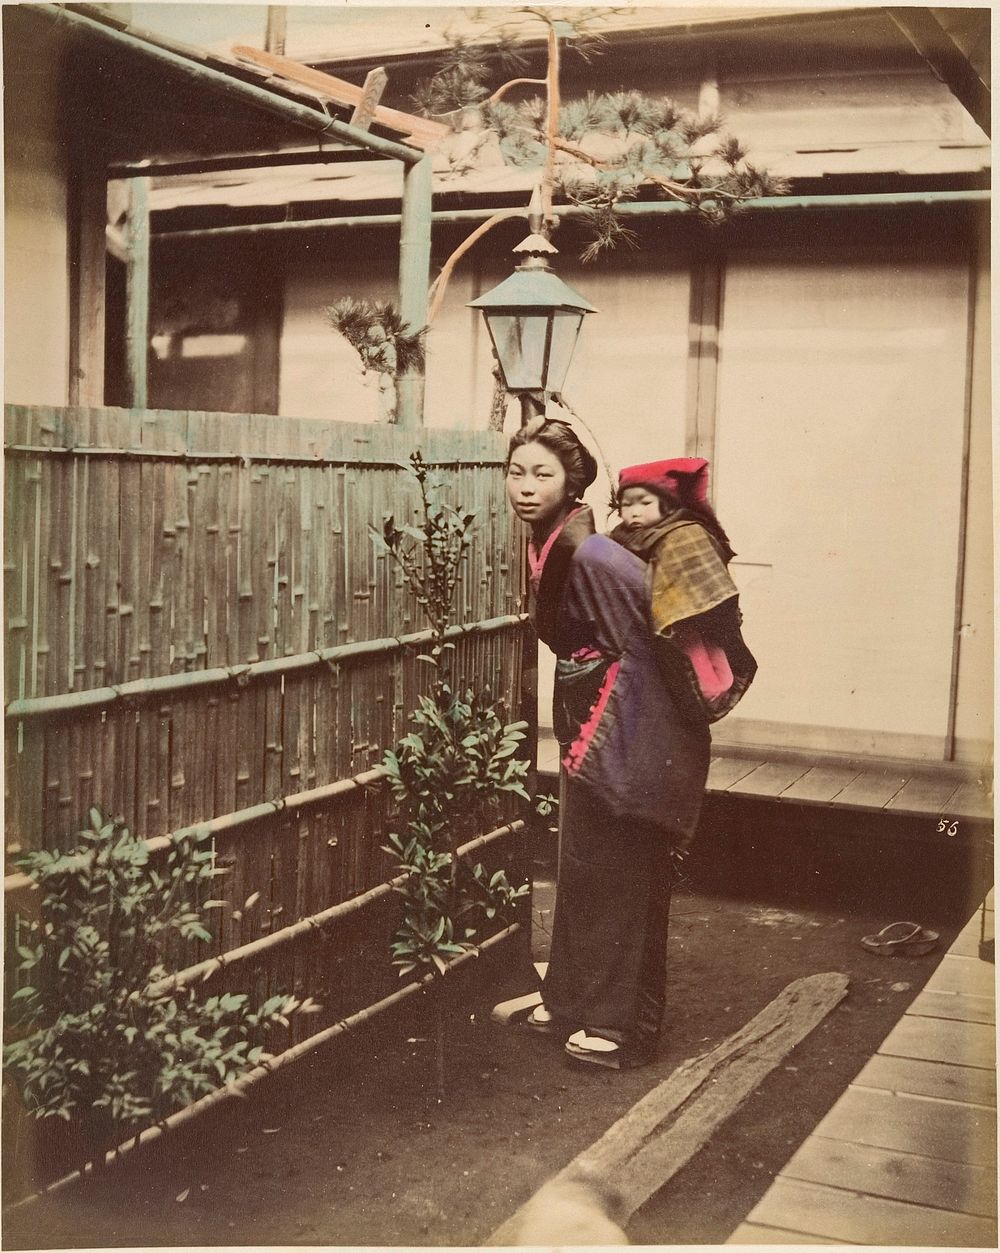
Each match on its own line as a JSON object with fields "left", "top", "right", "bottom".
{"left": 468, "top": 223, "right": 596, "bottom": 427}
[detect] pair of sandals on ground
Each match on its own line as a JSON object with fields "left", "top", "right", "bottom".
{"left": 521, "top": 1003, "right": 649, "bottom": 1070}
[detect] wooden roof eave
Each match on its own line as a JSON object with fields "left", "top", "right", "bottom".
{"left": 31, "top": 4, "right": 429, "bottom": 167}
{"left": 886, "top": 7, "right": 991, "bottom": 139}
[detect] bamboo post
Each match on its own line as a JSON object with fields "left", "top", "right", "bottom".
{"left": 395, "top": 155, "right": 433, "bottom": 428}
{"left": 124, "top": 177, "right": 150, "bottom": 409}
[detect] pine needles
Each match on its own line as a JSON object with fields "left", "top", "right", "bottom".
{"left": 326, "top": 298, "right": 426, "bottom": 377}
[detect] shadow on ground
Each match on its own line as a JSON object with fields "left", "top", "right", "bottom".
{"left": 4, "top": 821, "right": 977, "bottom": 1249}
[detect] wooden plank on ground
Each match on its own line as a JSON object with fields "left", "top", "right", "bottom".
{"left": 706, "top": 754, "right": 766, "bottom": 791}
{"left": 833, "top": 768, "right": 909, "bottom": 809}
{"left": 486, "top": 972, "right": 849, "bottom": 1245}
{"left": 813, "top": 1085, "right": 996, "bottom": 1167}
{"left": 778, "top": 764, "right": 861, "bottom": 804}
{"left": 924, "top": 953, "right": 996, "bottom": 999}
{"left": 906, "top": 988, "right": 995, "bottom": 1025}
{"left": 854, "top": 1052, "right": 997, "bottom": 1107}
{"left": 747, "top": 1176, "right": 997, "bottom": 1246}
{"left": 782, "top": 1134, "right": 997, "bottom": 1217}
{"left": 726, "top": 760, "right": 812, "bottom": 798}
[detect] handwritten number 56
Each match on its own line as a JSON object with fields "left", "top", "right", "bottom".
{"left": 937, "top": 817, "right": 959, "bottom": 837}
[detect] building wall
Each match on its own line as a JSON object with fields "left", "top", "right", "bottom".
{"left": 712, "top": 239, "right": 970, "bottom": 760}
{"left": 951, "top": 219, "right": 994, "bottom": 768}
{"left": 3, "top": 25, "right": 70, "bottom": 406}
{"left": 274, "top": 205, "right": 989, "bottom": 764}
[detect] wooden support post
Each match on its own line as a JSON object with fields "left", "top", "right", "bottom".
{"left": 685, "top": 253, "right": 723, "bottom": 467}
{"left": 264, "top": 5, "right": 286, "bottom": 55}
{"left": 395, "top": 155, "right": 433, "bottom": 428}
{"left": 350, "top": 67, "right": 388, "bottom": 131}
{"left": 68, "top": 160, "right": 107, "bottom": 406}
{"left": 124, "top": 177, "right": 150, "bottom": 410}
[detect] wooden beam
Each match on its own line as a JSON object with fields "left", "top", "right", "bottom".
{"left": 231, "top": 45, "right": 451, "bottom": 149}
{"left": 887, "top": 7, "right": 990, "bottom": 137}
{"left": 68, "top": 160, "right": 107, "bottom": 406}
{"left": 124, "top": 176, "right": 150, "bottom": 409}
{"left": 685, "top": 254, "right": 723, "bottom": 463}
{"left": 350, "top": 67, "right": 389, "bottom": 131}
{"left": 487, "top": 972, "right": 849, "bottom": 1244}
{"left": 111, "top": 147, "right": 373, "bottom": 178}
{"left": 264, "top": 5, "right": 286, "bottom": 56}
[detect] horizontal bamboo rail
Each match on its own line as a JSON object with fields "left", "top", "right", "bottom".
{"left": 3, "top": 766, "right": 391, "bottom": 895}
{"left": 144, "top": 818, "right": 525, "bottom": 997}
{"left": 5, "top": 613, "right": 528, "bottom": 720}
{"left": 3, "top": 444, "right": 511, "bottom": 468}
{"left": 5, "top": 922, "right": 520, "bottom": 1213}
{"left": 154, "top": 189, "right": 992, "bottom": 241}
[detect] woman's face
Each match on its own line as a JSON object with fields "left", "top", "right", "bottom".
{"left": 506, "top": 441, "right": 570, "bottom": 532}
{"left": 619, "top": 486, "right": 663, "bottom": 529}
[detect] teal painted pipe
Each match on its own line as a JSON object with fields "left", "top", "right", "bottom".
{"left": 155, "top": 189, "right": 990, "bottom": 241}
{"left": 396, "top": 155, "right": 434, "bottom": 427}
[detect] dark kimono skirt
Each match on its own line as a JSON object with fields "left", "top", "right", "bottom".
{"left": 530, "top": 507, "right": 710, "bottom": 1063}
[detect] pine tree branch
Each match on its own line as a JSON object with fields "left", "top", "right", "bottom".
{"left": 488, "top": 76, "right": 548, "bottom": 104}
{"left": 427, "top": 209, "right": 525, "bottom": 324}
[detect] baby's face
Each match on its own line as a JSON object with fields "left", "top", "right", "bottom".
{"left": 619, "top": 486, "right": 662, "bottom": 529}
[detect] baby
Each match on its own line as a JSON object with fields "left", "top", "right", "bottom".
{"left": 610, "top": 458, "right": 756, "bottom": 724}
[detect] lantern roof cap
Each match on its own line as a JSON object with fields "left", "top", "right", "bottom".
{"left": 467, "top": 266, "right": 598, "bottom": 314}
{"left": 513, "top": 232, "right": 558, "bottom": 256}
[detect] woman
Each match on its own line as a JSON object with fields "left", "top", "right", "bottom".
{"left": 506, "top": 418, "right": 710, "bottom": 1070}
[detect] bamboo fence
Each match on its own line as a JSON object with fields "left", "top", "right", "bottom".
{"left": 4, "top": 404, "right": 531, "bottom": 1048}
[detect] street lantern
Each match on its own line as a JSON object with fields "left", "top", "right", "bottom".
{"left": 468, "top": 231, "right": 596, "bottom": 423}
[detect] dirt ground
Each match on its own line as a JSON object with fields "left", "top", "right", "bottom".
{"left": 4, "top": 862, "right": 968, "bottom": 1250}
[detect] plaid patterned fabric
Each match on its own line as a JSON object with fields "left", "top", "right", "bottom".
{"left": 649, "top": 521, "right": 737, "bottom": 632}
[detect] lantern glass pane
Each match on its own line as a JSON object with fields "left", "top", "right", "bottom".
{"left": 486, "top": 313, "right": 551, "bottom": 390}
{"left": 545, "top": 312, "right": 585, "bottom": 392}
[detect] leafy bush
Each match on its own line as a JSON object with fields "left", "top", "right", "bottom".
{"left": 3, "top": 811, "right": 311, "bottom": 1151}
{"left": 382, "top": 684, "right": 530, "bottom": 977}
{"left": 374, "top": 453, "right": 530, "bottom": 986}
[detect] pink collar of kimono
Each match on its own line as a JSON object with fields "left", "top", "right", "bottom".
{"left": 528, "top": 505, "right": 586, "bottom": 586}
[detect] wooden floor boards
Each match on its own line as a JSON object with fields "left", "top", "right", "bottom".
{"left": 729, "top": 897, "right": 997, "bottom": 1246}
{"left": 536, "top": 732, "right": 993, "bottom": 823}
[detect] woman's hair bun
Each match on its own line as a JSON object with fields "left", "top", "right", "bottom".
{"left": 507, "top": 417, "right": 598, "bottom": 500}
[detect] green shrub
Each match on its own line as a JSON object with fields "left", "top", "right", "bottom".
{"left": 4, "top": 811, "right": 311, "bottom": 1150}
{"left": 374, "top": 453, "right": 531, "bottom": 985}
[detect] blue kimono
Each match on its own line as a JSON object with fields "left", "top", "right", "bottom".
{"left": 529, "top": 507, "right": 710, "bottom": 1064}
{"left": 532, "top": 507, "right": 709, "bottom": 849}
